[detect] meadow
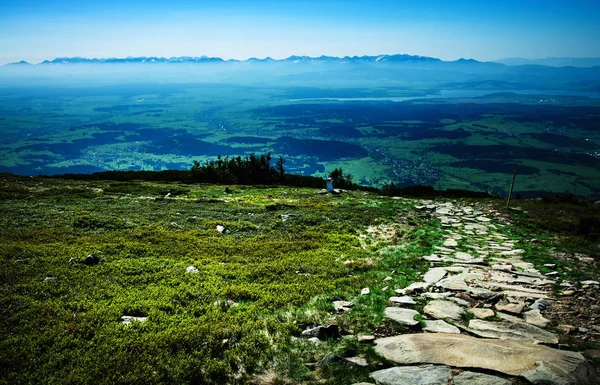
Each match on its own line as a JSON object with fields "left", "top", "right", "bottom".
{"left": 1, "top": 81, "right": 599, "bottom": 197}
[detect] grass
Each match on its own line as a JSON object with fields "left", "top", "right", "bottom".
{"left": 0, "top": 176, "right": 436, "bottom": 384}
{"left": 1, "top": 176, "right": 598, "bottom": 384}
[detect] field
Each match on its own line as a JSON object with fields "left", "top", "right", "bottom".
{"left": 1, "top": 175, "right": 599, "bottom": 384}
{"left": 1, "top": 81, "right": 599, "bottom": 197}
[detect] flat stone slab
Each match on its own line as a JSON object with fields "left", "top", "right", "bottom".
{"left": 443, "top": 238, "right": 458, "bottom": 247}
{"left": 423, "top": 268, "right": 447, "bottom": 283}
{"left": 467, "top": 319, "right": 558, "bottom": 344}
{"left": 524, "top": 309, "right": 550, "bottom": 328}
{"left": 384, "top": 307, "right": 420, "bottom": 326}
{"left": 423, "top": 320, "right": 461, "bottom": 334}
{"left": 389, "top": 296, "right": 416, "bottom": 305}
{"left": 373, "top": 334, "right": 594, "bottom": 385}
{"left": 470, "top": 308, "right": 495, "bottom": 319}
{"left": 453, "top": 371, "right": 511, "bottom": 385}
{"left": 370, "top": 365, "right": 451, "bottom": 385}
{"left": 395, "top": 282, "right": 432, "bottom": 295}
{"left": 424, "top": 300, "right": 464, "bottom": 320}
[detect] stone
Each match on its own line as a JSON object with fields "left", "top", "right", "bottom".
{"left": 361, "top": 287, "right": 370, "bottom": 295}
{"left": 389, "top": 296, "right": 416, "bottom": 305}
{"left": 544, "top": 263, "right": 556, "bottom": 268}
{"left": 545, "top": 271, "right": 559, "bottom": 277}
{"left": 302, "top": 324, "right": 340, "bottom": 340}
{"left": 186, "top": 266, "right": 198, "bottom": 273}
{"left": 370, "top": 365, "right": 452, "bottom": 385}
{"left": 436, "top": 276, "right": 469, "bottom": 291}
{"left": 83, "top": 253, "right": 100, "bottom": 265}
{"left": 561, "top": 290, "right": 576, "bottom": 296}
{"left": 524, "top": 309, "right": 549, "bottom": 328}
{"left": 216, "top": 225, "right": 226, "bottom": 233}
{"left": 495, "top": 301, "right": 525, "bottom": 315}
{"left": 307, "top": 337, "right": 321, "bottom": 344}
{"left": 422, "top": 320, "right": 460, "bottom": 334}
{"left": 581, "top": 280, "right": 599, "bottom": 285}
{"left": 421, "top": 292, "right": 454, "bottom": 300}
{"left": 345, "top": 356, "right": 368, "bottom": 367}
{"left": 373, "top": 334, "right": 594, "bottom": 385}
{"left": 422, "top": 254, "right": 442, "bottom": 262}
{"left": 423, "top": 268, "right": 447, "bottom": 283}
{"left": 381, "top": 286, "right": 389, "bottom": 292}
{"left": 383, "top": 276, "right": 393, "bottom": 282}
{"left": 558, "top": 325, "right": 576, "bottom": 334}
{"left": 396, "top": 282, "right": 431, "bottom": 295}
{"left": 448, "top": 297, "right": 471, "bottom": 307}
{"left": 476, "top": 216, "right": 491, "bottom": 222}
{"left": 333, "top": 301, "right": 354, "bottom": 313}
{"left": 579, "top": 327, "right": 589, "bottom": 334}
{"left": 453, "top": 371, "right": 511, "bottom": 385}
{"left": 470, "top": 308, "right": 495, "bottom": 319}
{"left": 119, "top": 316, "right": 147, "bottom": 325}
{"left": 424, "top": 300, "right": 464, "bottom": 321}
{"left": 466, "top": 287, "right": 498, "bottom": 300}
{"left": 384, "top": 307, "right": 420, "bottom": 326}
{"left": 467, "top": 320, "right": 558, "bottom": 344}
{"left": 443, "top": 238, "right": 458, "bottom": 247}
{"left": 357, "top": 335, "right": 375, "bottom": 344}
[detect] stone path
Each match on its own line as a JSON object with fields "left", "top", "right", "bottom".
{"left": 358, "top": 201, "right": 597, "bottom": 385}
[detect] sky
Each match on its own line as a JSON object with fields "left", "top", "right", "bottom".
{"left": 0, "top": 0, "right": 599, "bottom": 64}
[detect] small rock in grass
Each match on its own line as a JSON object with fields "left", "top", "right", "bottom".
{"left": 43, "top": 276, "right": 56, "bottom": 283}
{"left": 579, "top": 327, "right": 590, "bottom": 334}
{"left": 357, "top": 335, "right": 375, "bottom": 344}
{"left": 119, "top": 316, "right": 147, "bottom": 325}
{"left": 383, "top": 276, "right": 393, "bottom": 282}
{"left": 389, "top": 296, "right": 416, "bottom": 305}
{"left": 581, "top": 280, "right": 600, "bottom": 286}
{"left": 333, "top": 301, "right": 354, "bottom": 313}
{"left": 302, "top": 324, "right": 340, "bottom": 340}
{"left": 545, "top": 271, "right": 559, "bottom": 277}
{"left": 345, "top": 356, "right": 368, "bottom": 367}
{"left": 307, "top": 337, "right": 321, "bottom": 344}
{"left": 544, "top": 263, "right": 556, "bottom": 268}
{"left": 186, "top": 266, "right": 199, "bottom": 273}
{"left": 384, "top": 307, "right": 420, "bottom": 326}
{"left": 561, "top": 290, "right": 576, "bottom": 296}
{"left": 216, "top": 225, "right": 226, "bottom": 233}
{"left": 83, "top": 253, "right": 100, "bottom": 266}
{"left": 381, "top": 286, "right": 389, "bottom": 292}
{"left": 558, "top": 324, "right": 576, "bottom": 334}
{"left": 361, "top": 287, "right": 370, "bottom": 295}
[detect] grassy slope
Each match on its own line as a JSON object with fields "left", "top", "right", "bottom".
{"left": 0, "top": 176, "right": 598, "bottom": 384}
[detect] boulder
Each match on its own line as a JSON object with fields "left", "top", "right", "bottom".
{"left": 373, "top": 334, "right": 594, "bottom": 385}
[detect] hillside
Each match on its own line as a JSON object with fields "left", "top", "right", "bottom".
{"left": 0, "top": 175, "right": 599, "bottom": 384}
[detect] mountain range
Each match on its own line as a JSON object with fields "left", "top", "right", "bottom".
{"left": 6, "top": 54, "right": 600, "bottom": 68}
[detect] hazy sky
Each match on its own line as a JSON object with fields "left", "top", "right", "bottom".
{"left": 1, "top": 0, "right": 599, "bottom": 64}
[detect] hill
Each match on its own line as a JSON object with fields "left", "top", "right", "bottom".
{"left": 0, "top": 175, "right": 599, "bottom": 384}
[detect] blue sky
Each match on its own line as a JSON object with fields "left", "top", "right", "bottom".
{"left": 0, "top": 0, "right": 599, "bottom": 64}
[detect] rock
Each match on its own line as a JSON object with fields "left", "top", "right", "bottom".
{"left": 524, "top": 309, "right": 549, "bottom": 328}
{"left": 307, "top": 337, "right": 321, "bottom": 344}
{"left": 422, "top": 255, "right": 442, "bottom": 262}
{"left": 381, "top": 286, "right": 389, "bottom": 292}
{"left": 448, "top": 297, "right": 471, "bottom": 307}
{"left": 423, "top": 268, "right": 447, "bottom": 283}
{"left": 361, "top": 287, "right": 370, "bottom": 295}
{"left": 83, "top": 253, "right": 100, "bottom": 265}
{"left": 561, "top": 290, "right": 576, "bottom": 296}
{"left": 466, "top": 287, "right": 498, "bottom": 300}
{"left": 436, "top": 276, "right": 469, "bottom": 291}
{"left": 383, "top": 276, "right": 393, "bottom": 282}
{"left": 581, "top": 280, "right": 599, "bottom": 286}
{"left": 280, "top": 214, "right": 297, "bottom": 222}
{"left": 43, "top": 276, "right": 56, "bottom": 283}
{"left": 373, "top": 334, "right": 594, "bottom": 385}
{"left": 119, "top": 316, "right": 147, "bottom": 325}
{"left": 389, "top": 296, "right": 416, "bottom": 305}
{"left": 333, "top": 301, "right": 354, "bottom": 313}
{"left": 395, "top": 282, "right": 431, "bottom": 295}
{"left": 370, "top": 365, "right": 451, "bottom": 385}
{"left": 544, "top": 263, "right": 556, "bottom": 268}
{"left": 216, "top": 225, "right": 226, "bottom": 233}
{"left": 470, "top": 308, "right": 495, "bottom": 319}
{"left": 476, "top": 216, "right": 491, "bottom": 222}
{"left": 422, "top": 320, "right": 460, "bottom": 334}
{"left": 357, "top": 335, "right": 375, "bottom": 344}
{"left": 383, "top": 307, "right": 420, "bottom": 327}
{"left": 424, "top": 300, "right": 464, "bottom": 321}
{"left": 453, "top": 371, "right": 511, "bottom": 385}
{"left": 467, "top": 319, "right": 558, "bottom": 344}
{"left": 301, "top": 324, "right": 340, "bottom": 340}
{"left": 421, "top": 292, "right": 454, "bottom": 300}
{"left": 558, "top": 324, "right": 576, "bottom": 334}
{"left": 443, "top": 238, "right": 458, "bottom": 247}
{"left": 186, "top": 266, "right": 199, "bottom": 273}
{"left": 579, "top": 327, "right": 589, "bottom": 333}
{"left": 345, "top": 356, "right": 368, "bottom": 367}
{"left": 545, "top": 271, "right": 559, "bottom": 277}
{"left": 529, "top": 299, "right": 551, "bottom": 311}
{"left": 495, "top": 301, "right": 525, "bottom": 315}
{"left": 351, "top": 383, "right": 375, "bottom": 385}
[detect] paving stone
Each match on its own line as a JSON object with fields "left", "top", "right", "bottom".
{"left": 523, "top": 309, "right": 550, "bottom": 328}
{"left": 370, "top": 365, "right": 452, "bottom": 385}
{"left": 384, "top": 307, "right": 420, "bottom": 326}
{"left": 467, "top": 319, "right": 558, "bottom": 344}
{"left": 423, "top": 268, "right": 447, "bottom": 283}
{"left": 395, "top": 282, "right": 432, "bottom": 295}
{"left": 422, "top": 320, "right": 461, "bottom": 334}
{"left": 470, "top": 308, "right": 495, "bottom": 319}
{"left": 453, "top": 371, "right": 511, "bottom": 385}
{"left": 424, "top": 300, "right": 465, "bottom": 320}
{"left": 373, "top": 334, "right": 593, "bottom": 385}
{"left": 443, "top": 238, "right": 458, "bottom": 247}
{"left": 389, "top": 296, "right": 416, "bottom": 305}
{"left": 495, "top": 301, "right": 525, "bottom": 315}
{"left": 421, "top": 292, "right": 454, "bottom": 299}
